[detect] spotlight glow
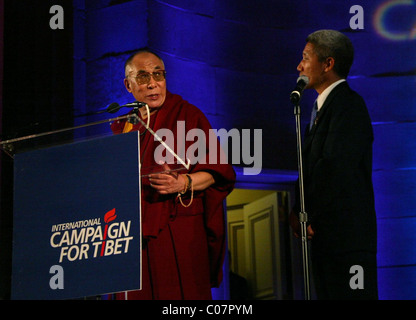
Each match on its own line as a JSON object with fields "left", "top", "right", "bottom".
{"left": 373, "top": 0, "right": 416, "bottom": 41}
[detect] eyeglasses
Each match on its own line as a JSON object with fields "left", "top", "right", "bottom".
{"left": 127, "top": 70, "right": 166, "bottom": 85}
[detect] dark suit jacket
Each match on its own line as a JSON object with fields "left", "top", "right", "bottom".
{"left": 296, "top": 81, "right": 377, "bottom": 257}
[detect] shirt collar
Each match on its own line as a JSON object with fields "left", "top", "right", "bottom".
{"left": 316, "top": 79, "right": 346, "bottom": 111}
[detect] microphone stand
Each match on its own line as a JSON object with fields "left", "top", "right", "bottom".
{"left": 0, "top": 114, "right": 138, "bottom": 157}
{"left": 293, "top": 102, "right": 311, "bottom": 300}
{"left": 129, "top": 106, "right": 191, "bottom": 170}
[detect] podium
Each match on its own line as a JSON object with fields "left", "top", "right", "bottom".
{"left": 1, "top": 116, "right": 143, "bottom": 300}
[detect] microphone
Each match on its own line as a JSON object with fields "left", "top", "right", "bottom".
{"left": 106, "top": 101, "right": 147, "bottom": 113}
{"left": 290, "top": 75, "right": 309, "bottom": 105}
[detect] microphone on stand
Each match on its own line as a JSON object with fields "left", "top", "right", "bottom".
{"left": 106, "top": 101, "right": 147, "bottom": 114}
{"left": 73, "top": 101, "right": 146, "bottom": 118}
{"left": 290, "top": 75, "right": 309, "bottom": 105}
{"left": 290, "top": 74, "right": 312, "bottom": 300}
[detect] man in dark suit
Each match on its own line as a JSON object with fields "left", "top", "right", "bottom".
{"left": 289, "top": 30, "right": 378, "bottom": 299}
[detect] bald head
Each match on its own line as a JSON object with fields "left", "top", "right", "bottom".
{"left": 124, "top": 48, "right": 165, "bottom": 78}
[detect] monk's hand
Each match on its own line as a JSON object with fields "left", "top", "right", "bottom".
{"left": 149, "top": 164, "right": 186, "bottom": 195}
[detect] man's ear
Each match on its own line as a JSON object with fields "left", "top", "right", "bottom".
{"left": 124, "top": 78, "right": 132, "bottom": 93}
{"left": 324, "top": 57, "right": 335, "bottom": 72}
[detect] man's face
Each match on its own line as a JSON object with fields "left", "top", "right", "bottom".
{"left": 297, "top": 42, "right": 327, "bottom": 92}
{"left": 124, "top": 52, "right": 167, "bottom": 109}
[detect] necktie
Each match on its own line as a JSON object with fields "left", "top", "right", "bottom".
{"left": 309, "top": 100, "right": 318, "bottom": 130}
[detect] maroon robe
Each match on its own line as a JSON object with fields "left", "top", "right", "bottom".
{"left": 111, "top": 91, "right": 235, "bottom": 299}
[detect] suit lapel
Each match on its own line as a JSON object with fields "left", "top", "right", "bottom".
{"left": 314, "top": 81, "right": 349, "bottom": 127}
{"left": 303, "top": 81, "right": 349, "bottom": 153}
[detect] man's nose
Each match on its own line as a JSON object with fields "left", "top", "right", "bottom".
{"left": 147, "top": 76, "right": 157, "bottom": 89}
{"left": 297, "top": 61, "right": 303, "bottom": 72}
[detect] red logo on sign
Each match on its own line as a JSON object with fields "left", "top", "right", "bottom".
{"left": 100, "top": 208, "right": 117, "bottom": 256}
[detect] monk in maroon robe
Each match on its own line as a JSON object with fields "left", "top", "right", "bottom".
{"left": 110, "top": 49, "right": 235, "bottom": 300}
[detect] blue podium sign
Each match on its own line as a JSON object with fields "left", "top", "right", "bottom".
{"left": 11, "top": 132, "right": 142, "bottom": 300}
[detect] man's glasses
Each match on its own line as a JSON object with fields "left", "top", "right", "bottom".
{"left": 128, "top": 70, "right": 166, "bottom": 85}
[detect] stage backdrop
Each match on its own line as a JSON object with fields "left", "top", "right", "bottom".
{"left": 72, "top": 0, "right": 416, "bottom": 300}
{"left": 2, "top": 0, "right": 415, "bottom": 300}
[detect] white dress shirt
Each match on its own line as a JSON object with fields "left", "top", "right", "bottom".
{"left": 316, "top": 79, "right": 346, "bottom": 111}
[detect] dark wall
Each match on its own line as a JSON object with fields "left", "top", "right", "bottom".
{"left": 3, "top": 0, "right": 74, "bottom": 139}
